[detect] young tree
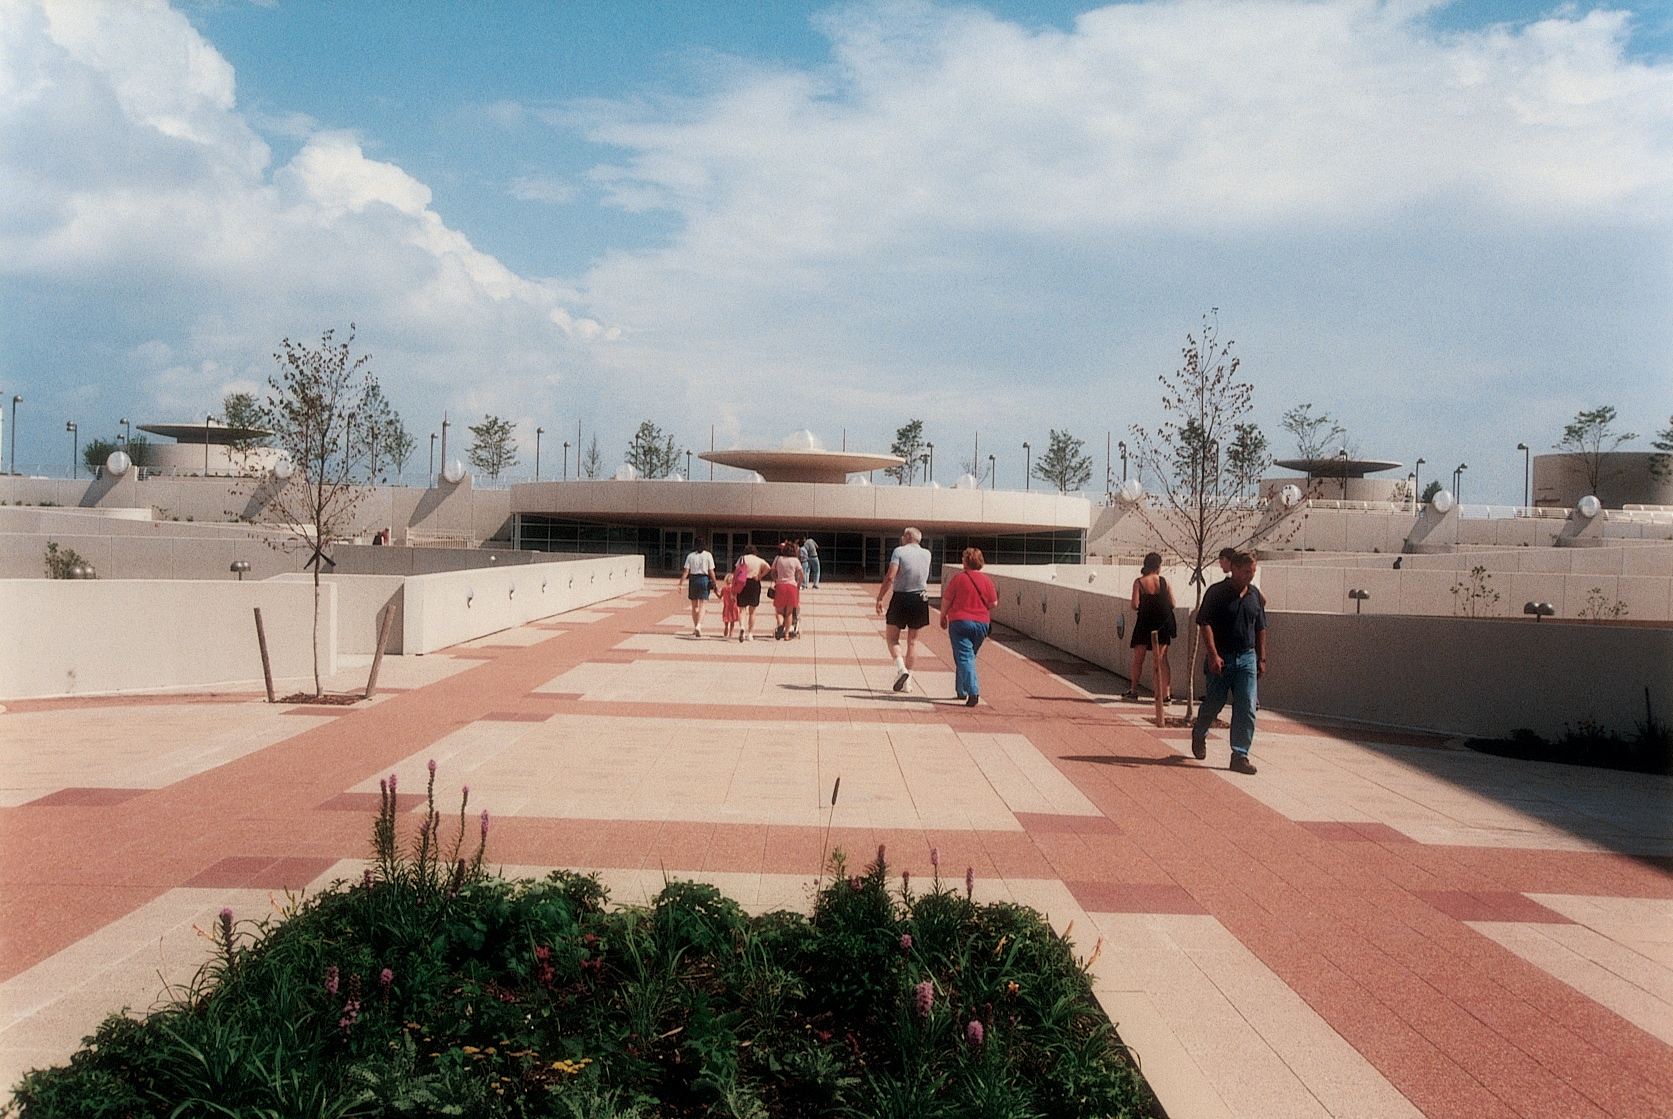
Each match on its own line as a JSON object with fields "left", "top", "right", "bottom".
{"left": 1279, "top": 403, "right": 1345, "bottom": 462}
{"left": 580, "top": 433, "right": 604, "bottom": 479}
{"left": 886, "top": 420, "right": 926, "bottom": 485}
{"left": 1127, "top": 311, "right": 1305, "bottom": 716}
{"left": 82, "top": 437, "right": 118, "bottom": 474}
{"left": 252, "top": 325, "right": 379, "bottom": 697}
{"left": 467, "top": 415, "right": 519, "bottom": 480}
{"left": 1557, "top": 405, "right": 1637, "bottom": 495}
{"left": 624, "top": 420, "right": 682, "bottom": 479}
{"left": 1420, "top": 479, "right": 1443, "bottom": 504}
{"left": 1225, "top": 422, "right": 1269, "bottom": 497}
{"left": 383, "top": 419, "right": 416, "bottom": 479}
{"left": 1033, "top": 429, "right": 1093, "bottom": 493}
{"left": 959, "top": 451, "right": 992, "bottom": 485}
{"left": 222, "top": 391, "right": 271, "bottom": 445}
{"left": 1651, "top": 415, "right": 1673, "bottom": 480}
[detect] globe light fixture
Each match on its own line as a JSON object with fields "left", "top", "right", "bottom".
{"left": 1118, "top": 478, "right": 1145, "bottom": 504}
{"left": 273, "top": 457, "right": 295, "bottom": 481}
{"left": 1576, "top": 495, "right": 1601, "bottom": 519}
{"left": 442, "top": 459, "right": 466, "bottom": 484}
{"left": 1278, "top": 483, "right": 1302, "bottom": 509}
{"left": 105, "top": 450, "right": 131, "bottom": 477}
{"left": 1431, "top": 490, "right": 1456, "bottom": 514}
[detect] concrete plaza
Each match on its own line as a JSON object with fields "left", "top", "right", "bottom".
{"left": 1, "top": 580, "right": 1669, "bottom": 1117}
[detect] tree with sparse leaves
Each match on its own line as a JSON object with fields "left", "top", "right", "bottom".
{"left": 886, "top": 420, "right": 926, "bottom": 485}
{"left": 467, "top": 415, "right": 519, "bottom": 480}
{"left": 1651, "top": 415, "right": 1673, "bottom": 481}
{"left": 1225, "top": 422, "right": 1269, "bottom": 497}
{"left": 624, "top": 421, "right": 682, "bottom": 479}
{"left": 1279, "top": 403, "right": 1345, "bottom": 462}
{"left": 1127, "top": 311, "right": 1307, "bottom": 716}
{"left": 359, "top": 383, "right": 411, "bottom": 482}
{"left": 251, "top": 325, "right": 378, "bottom": 697}
{"left": 1032, "top": 429, "right": 1092, "bottom": 494}
{"left": 580, "top": 434, "right": 603, "bottom": 479}
{"left": 1557, "top": 405, "right": 1637, "bottom": 495}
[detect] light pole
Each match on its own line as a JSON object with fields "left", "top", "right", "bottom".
{"left": 1414, "top": 457, "right": 1426, "bottom": 507}
{"left": 119, "top": 418, "right": 130, "bottom": 448}
{"left": 686, "top": 449, "right": 693, "bottom": 480}
{"left": 1023, "top": 442, "right": 1031, "bottom": 490}
{"left": 10, "top": 395, "right": 20, "bottom": 475}
{"left": 535, "top": 427, "right": 544, "bottom": 480}
{"left": 440, "top": 414, "right": 450, "bottom": 479}
{"left": 1118, "top": 440, "right": 1127, "bottom": 483}
{"left": 1454, "top": 463, "right": 1467, "bottom": 503}
{"left": 66, "top": 421, "right": 77, "bottom": 479}
{"left": 563, "top": 441, "right": 570, "bottom": 479}
{"left": 1516, "top": 443, "right": 1530, "bottom": 508}
{"left": 1338, "top": 447, "right": 1350, "bottom": 501}
{"left": 1406, "top": 472, "right": 1416, "bottom": 512}
{"left": 988, "top": 453, "right": 995, "bottom": 489}
{"left": 428, "top": 432, "right": 437, "bottom": 484}
{"left": 925, "top": 442, "right": 933, "bottom": 485}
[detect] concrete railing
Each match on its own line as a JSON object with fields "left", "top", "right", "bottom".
{"left": 401, "top": 554, "right": 645, "bottom": 655}
{"left": 980, "top": 566, "right": 1673, "bottom": 740}
{"left": 0, "top": 579, "right": 334, "bottom": 700}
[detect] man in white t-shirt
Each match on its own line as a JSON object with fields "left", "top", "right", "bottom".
{"left": 875, "top": 527, "right": 932, "bottom": 692}
{"left": 679, "top": 539, "right": 717, "bottom": 637}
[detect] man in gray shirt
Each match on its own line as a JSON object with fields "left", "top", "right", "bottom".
{"left": 875, "top": 527, "right": 931, "bottom": 692}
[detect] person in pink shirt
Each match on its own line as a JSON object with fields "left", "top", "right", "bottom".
{"left": 939, "top": 547, "right": 999, "bottom": 707}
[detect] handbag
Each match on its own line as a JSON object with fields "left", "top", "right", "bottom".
{"left": 768, "top": 586, "right": 776, "bottom": 600}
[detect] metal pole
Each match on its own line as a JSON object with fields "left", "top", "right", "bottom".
{"left": 440, "top": 413, "right": 449, "bottom": 477}
{"left": 1023, "top": 443, "right": 1030, "bottom": 490}
{"left": 1415, "top": 458, "right": 1425, "bottom": 507}
{"left": 686, "top": 449, "right": 693, "bottom": 480}
{"left": 205, "top": 415, "right": 210, "bottom": 476}
{"left": 120, "top": 418, "right": 129, "bottom": 447}
{"left": 535, "top": 427, "right": 544, "bottom": 480}
{"left": 428, "top": 433, "right": 436, "bottom": 484}
{"left": 988, "top": 454, "right": 995, "bottom": 489}
{"left": 710, "top": 425, "right": 715, "bottom": 480}
{"left": 253, "top": 607, "right": 276, "bottom": 703}
{"left": 1151, "top": 630, "right": 1164, "bottom": 728}
{"left": 1517, "top": 443, "right": 1530, "bottom": 508}
{"left": 1119, "top": 440, "right": 1127, "bottom": 483}
{"left": 9, "top": 395, "right": 19, "bottom": 475}
{"left": 563, "top": 441, "right": 569, "bottom": 479}
{"left": 1106, "top": 432, "right": 1111, "bottom": 496}
{"left": 66, "top": 421, "right": 77, "bottom": 479}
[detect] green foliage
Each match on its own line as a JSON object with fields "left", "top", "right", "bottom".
{"left": 1557, "top": 404, "right": 1637, "bottom": 494}
{"left": 80, "top": 438, "right": 117, "bottom": 473}
{"left": 1450, "top": 564, "right": 1501, "bottom": 618}
{"left": 1032, "top": 429, "right": 1092, "bottom": 494}
{"left": 1650, "top": 414, "right": 1672, "bottom": 481}
{"left": 1469, "top": 710, "right": 1672, "bottom": 776}
{"left": 1579, "top": 587, "right": 1628, "bottom": 621}
{"left": 1419, "top": 479, "right": 1443, "bottom": 504}
{"left": 467, "top": 415, "right": 520, "bottom": 480}
{"left": 12, "top": 798, "right": 1152, "bottom": 1118}
{"left": 1279, "top": 403, "right": 1345, "bottom": 462}
{"left": 623, "top": 421, "right": 681, "bottom": 480}
{"left": 221, "top": 391, "right": 272, "bottom": 451}
{"left": 886, "top": 419, "right": 926, "bottom": 485}
{"left": 1224, "top": 422, "right": 1268, "bottom": 497}
{"left": 42, "top": 541, "right": 85, "bottom": 579}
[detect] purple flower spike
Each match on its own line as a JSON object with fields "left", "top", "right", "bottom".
{"left": 324, "top": 965, "right": 339, "bottom": 995}
{"left": 930, "top": 847, "right": 939, "bottom": 867}
{"left": 379, "top": 967, "right": 393, "bottom": 988}
{"left": 902, "top": 869, "right": 911, "bottom": 891}
{"left": 480, "top": 809, "right": 490, "bottom": 835}
{"left": 462, "top": 784, "right": 470, "bottom": 800}
{"left": 379, "top": 778, "right": 387, "bottom": 794}
{"left": 428, "top": 758, "right": 437, "bottom": 774}
{"left": 900, "top": 933, "right": 913, "bottom": 952}
{"left": 914, "top": 980, "right": 934, "bottom": 1020}
{"left": 966, "top": 1020, "right": 984, "bottom": 1046}
{"left": 418, "top": 819, "right": 430, "bottom": 839}
{"left": 388, "top": 773, "right": 397, "bottom": 792}
{"left": 877, "top": 843, "right": 886, "bottom": 867}
{"left": 966, "top": 867, "right": 975, "bottom": 899}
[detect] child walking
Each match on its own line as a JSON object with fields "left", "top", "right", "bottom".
{"left": 718, "top": 570, "right": 742, "bottom": 639}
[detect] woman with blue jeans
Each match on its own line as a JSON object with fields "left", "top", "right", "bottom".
{"left": 940, "top": 547, "right": 999, "bottom": 708}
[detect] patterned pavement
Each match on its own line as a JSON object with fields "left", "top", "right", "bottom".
{"left": 1, "top": 579, "right": 1669, "bottom": 1116}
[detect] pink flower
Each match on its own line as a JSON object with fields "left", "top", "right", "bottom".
{"left": 849, "top": 876, "right": 863, "bottom": 892}
{"left": 877, "top": 844, "right": 886, "bottom": 867}
{"left": 966, "top": 1020, "right": 984, "bottom": 1046}
{"left": 379, "top": 967, "right": 393, "bottom": 989}
{"left": 914, "top": 980, "right": 934, "bottom": 1020}
{"left": 418, "top": 819, "right": 430, "bottom": 839}
{"left": 387, "top": 773, "right": 397, "bottom": 792}
{"left": 899, "top": 933, "right": 913, "bottom": 952}
{"left": 427, "top": 758, "right": 437, "bottom": 774}
{"left": 480, "top": 809, "right": 490, "bottom": 835}
{"left": 966, "top": 867, "right": 975, "bottom": 899}
{"left": 902, "top": 869, "right": 910, "bottom": 891}
{"left": 324, "top": 966, "right": 339, "bottom": 995}
{"left": 361, "top": 868, "right": 373, "bottom": 889}
{"left": 930, "top": 847, "right": 939, "bottom": 867}
{"left": 379, "top": 778, "right": 387, "bottom": 794}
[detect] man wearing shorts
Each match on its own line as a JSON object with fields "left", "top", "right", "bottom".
{"left": 679, "top": 538, "right": 716, "bottom": 637}
{"left": 875, "top": 527, "right": 931, "bottom": 692}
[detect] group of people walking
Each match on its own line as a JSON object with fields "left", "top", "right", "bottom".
{"left": 679, "top": 527, "right": 1267, "bottom": 773}
{"left": 679, "top": 536, "right": 820, "bottom": 642}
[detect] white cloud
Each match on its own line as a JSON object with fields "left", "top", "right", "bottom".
{"left": 509, "top": 174, "right": 576, "bottom": 204}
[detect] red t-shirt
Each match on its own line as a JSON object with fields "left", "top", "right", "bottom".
{"left": 941, "top": 569, "right": 998, "bottom": 623}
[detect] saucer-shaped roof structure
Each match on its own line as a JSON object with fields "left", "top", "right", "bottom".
{"left": 698, "top": 447, "right": 905, "bottom": 484}
{"left": 1272, "top": 457, "right": 1402, "bottom": 479}
{"left": 138, "top": 419, "right": 273, "bottom": 445}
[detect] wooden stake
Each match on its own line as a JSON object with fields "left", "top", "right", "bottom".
{"left": 1151, "top": 630, "right": 1164, "bottom": 728}
{"left": 365, "top": 604, "right": 396, "bottom": 699}
{"left": 253, "top": 607, "right": 275, "bottom": 704}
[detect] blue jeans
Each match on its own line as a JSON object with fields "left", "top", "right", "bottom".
{"left": 1193, "top": 649, "right": 1258, "bottom": 756}
{"left": 948, "top": 619, "right": 990, "bottom": 698}
{"left": 806, "top": 557, "right": 820, "bottom": 587}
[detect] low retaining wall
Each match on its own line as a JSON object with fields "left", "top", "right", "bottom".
{"left": 0, "top": 579, "right": 334, "bottom": 700}
{"left": 402, "top": 554, "right": 645, "bottom": 655}
{"left": 981, "top": 567, "right": 1673, "bottom": 740}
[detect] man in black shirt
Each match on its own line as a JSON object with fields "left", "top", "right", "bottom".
{"left": 1190, "top": 551, "right": 1266, "bottom": 774}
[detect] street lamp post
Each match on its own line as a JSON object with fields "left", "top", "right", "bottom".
{"left": 988, "top": 453, "right": 995, "bottom": 489}
{"left": 440, "top": 414, "right": 450, "bottom": 479}
{"left": 428, "top": 433, "right": 437, "bottom": 484}
{"left": 1454, "top": 463, "right": 1467, "bottom": 503}
{"left": 1023, "top": 442, "right": 1031, "bottom": 490}
{"left": 1516, "top": 443, "right": 1530, "bottom": 509}
{"left": 9, "top": 395, "right": 20, "bottom": 475}
{"left": 686, "top": 450, "right": 693, "bottom": 480}
{"left": 563, "top": 441, "right": 570, "bottom": 479}
{"left": 535, "top": 427, "right": 544, "bottom": 480}
{"left": 1118, "top": 440, "right": 1127, "bottom": 483}
{"left": 119, "top": 418, "right": 130, "bottom": 448}
{"left": 1338, "top": 447, "right": 1350, "bottom": 501}
{"left": 1414, "top": 457, "right": 1426, "bottom": 507}
{"left": 925, "top": 442, "right": 933, "bottom": 485}
{"left": 66, "top": 421, "right": 77, "bottom": 479}
{"left": 204, "top": 414, "right": 211, "bottom": 476}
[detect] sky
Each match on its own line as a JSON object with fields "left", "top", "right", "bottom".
{"left": 2, "top": 0, "right": 1670, "bottom": 502}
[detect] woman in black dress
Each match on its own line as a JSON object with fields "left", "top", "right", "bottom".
{"left": 1126, "top": 551, "right": 1176, "bottom": 703}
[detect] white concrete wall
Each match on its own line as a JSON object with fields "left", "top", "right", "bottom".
{"left": 980, "top": 567, "right": 1673, "bottom": 740}
{"left": 0, "top": 579, "right": 335, "bottom": 700}
{"left": 402, "top": 554, "right": 645, "bottom": 655}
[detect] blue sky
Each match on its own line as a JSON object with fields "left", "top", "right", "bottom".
{"left": 3, "top": 0, "right": 1670, "bottom": 501}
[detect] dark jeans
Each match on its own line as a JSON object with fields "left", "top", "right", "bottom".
{"left": 1193, "top": 649, "right": 1257, "bottom": 756}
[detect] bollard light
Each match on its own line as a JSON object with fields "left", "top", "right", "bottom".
{"left": 66, "top": 562, "right": 96, "bottom": 579}
{"left": 230, "top": 560, "right": 251, "bottom": 581}
{"left": 1348, "top": 588, "right": 1370, "bottom": 614}
{"left": 1523, "top": 601, "right": 1555, "bottom": 621}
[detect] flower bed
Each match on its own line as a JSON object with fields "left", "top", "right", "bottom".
{"left": 13, "top": 768, "right": 1158, "bottom": 1117}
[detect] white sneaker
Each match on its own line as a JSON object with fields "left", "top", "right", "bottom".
{"left": 694, "top": 626, "right": 702, "bottom": 638}
{"left": 893, "top": 670, "right": 911, "bottom": 693}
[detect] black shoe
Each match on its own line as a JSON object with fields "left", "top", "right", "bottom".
{"left": 775, "top": 625, "right": 785, "bottom": 640}
{"left": 893, "top": 670, "right": 911, "bottom": 692}
{"left": 965, "top": 694, "right": 979, "bottom": 707}
{"left": 1229, "top": 753, "right": 1257, "bottom": 775}
{"left": 1121, "top": 691, "right": 1140, "bottom": 702}
{"left": 1191, "top": 734, "right": 1207, "bottom": 760}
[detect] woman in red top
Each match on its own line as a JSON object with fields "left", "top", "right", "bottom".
{"left": 940, "top": 547, "right": 999, "bottom": 707}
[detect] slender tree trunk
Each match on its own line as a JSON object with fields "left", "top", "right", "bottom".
{"left": 312, "top": 564, "right": 322, "bottom": 697}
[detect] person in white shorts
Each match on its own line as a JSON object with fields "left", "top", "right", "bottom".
{"left": 875, "top": 527, "right": 932, "bottom": 692}
{"left": 679, "top": 539, "right": 716, "bottom": 637}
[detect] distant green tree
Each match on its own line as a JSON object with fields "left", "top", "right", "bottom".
{"left": 1033, "top": 429, "right": 1093, "bottom": 494}
{"left": 887, "top": 420, "right": 926, "bottom": 485}
{"left": 1648, "top": 414, "right": 1672, "bottom": 481}
{"left": 1420, "top": 479, "right": 1443, "bottom": 504}
{"left": 82, "top": 437, "right": 118, "bottom": 473}
{"left": 1280, "top": 403, "right": 1345, "bottom": 462}
{"left": 1557, "top": 405, "right": 1636, "bottom": 495}
{"left": 360, "top": 384, "right": 412, "bottom": 481}
{"left": 467, "top": 415, "right": 519, "bottom": 480}
{"left": 221, "top": 391, "right": 271, "bottom": 447}
{"left": 43, "top": 541, "right": 86, "bottom": 579}
{"left": 383, "top": 420, "right": 416, "bottom": 478}
{"left": 1225, "top": 422, "right": 1269, "bottom": 497}
{"left": 580, "top": 434, "right": 604, "bottom": 479}
{"left": 624, "top": 421, "right": 682, "bottom": 479}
